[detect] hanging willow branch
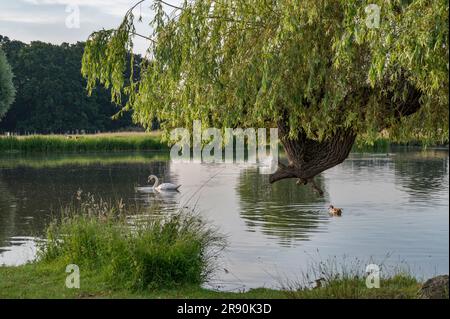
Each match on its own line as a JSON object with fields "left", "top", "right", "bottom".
{"left": 82, "top": 0, "right": 448, "bottom": 195}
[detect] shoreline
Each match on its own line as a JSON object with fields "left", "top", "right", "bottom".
{"left": 0, "top": 133, "right": 167, "bottom": 153}
{"left": 1, "top": 133, "right": 448, "bottom": 154}
{"left": 0, "top": 264, "right": 429, "bottom": 299}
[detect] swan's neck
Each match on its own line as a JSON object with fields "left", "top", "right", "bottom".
{"left": 152, "top": 176, "right": 159, "bottom": 188}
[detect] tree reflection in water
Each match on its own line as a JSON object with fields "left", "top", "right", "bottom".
{"left": 392, "top": 149, "right": 448, "bottom": 202}
{"left": 237, "top": 168, "right": 329, "bottom": 247}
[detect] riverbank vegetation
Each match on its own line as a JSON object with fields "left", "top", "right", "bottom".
{"left": 38, "top": 195, "right": 225, "bottom": 290}
{"left": 0, "top": 196, "right": 428, "bottom": 299}
{"left": 351, "top": 138, "right": 445, "bottom": 153}
{"left": 0, "top": 264, "right": 422, "bottom": 299}
{"left": 2, "top": 130, "right": 445, "bottom": 155}
{"left": 0, "top": 151, "right": 169, "bottom": 168}
{"left": 0, "top": 132, "right": 166, "bottom": 153}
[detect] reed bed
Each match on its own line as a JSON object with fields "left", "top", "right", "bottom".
{"left": 0, "top": 134, "right": 166, "bottom": 152}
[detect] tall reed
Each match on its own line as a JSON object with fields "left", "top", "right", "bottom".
{"left": 38, "top": 193, "right": 225, "bottom": 290}
{"left": 0, "top": 135, "right": 166, "bottom": 152}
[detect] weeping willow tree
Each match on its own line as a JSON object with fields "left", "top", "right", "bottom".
{"left": 82, "top": 0, "right": 448, "bottom": 192}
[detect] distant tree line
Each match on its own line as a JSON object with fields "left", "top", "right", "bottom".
{"left": 0, "top": 47, "right": 15, "bottom": 119}
{"left": 0, "top": 35, "right": 142, "bottom": 134}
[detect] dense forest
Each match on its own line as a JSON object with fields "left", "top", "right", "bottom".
{"left": 0, "top": 35, "right": 140, "bottom": 134}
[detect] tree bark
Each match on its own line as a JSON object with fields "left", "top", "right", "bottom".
{"left": 269, "top": 75, "right": 422, "bottom": 195}
{"left": 269, "top": 119, "right": 356, "bottom": 194}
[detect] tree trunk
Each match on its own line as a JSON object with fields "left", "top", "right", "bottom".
{"left": 269, "top": 75, "right": 422, "bottom": 195}
{"left": 269, "top": 119, "right": 356, "bottom": 195}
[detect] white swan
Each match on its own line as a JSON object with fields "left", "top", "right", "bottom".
{"left": 148, "top": 175, "right": 181, "bottom": 192}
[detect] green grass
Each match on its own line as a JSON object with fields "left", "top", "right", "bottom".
{"left": 0, "top": 152, "right": 169, "bottom": 169}
{"left": 1, "top": 133, "right": 443, "bottom": 154}
{"left": 0, "top": 134, "right": 167, "bottom": 153}
{"left": 0, "top": 196, "right": 424, "bottom": 299}
{"left": 0, "top": 263, "right": 422, "bottom": 299}
{"left": 279, "top": 256, "right": 424, "bottom": 299}
{"left": 352, "top": 137, "right": 448, "bottom": 153}
{"left": 0, "top": 263, "right": 289, "bottom": 298}
{"left": 353, "top": 138, "right": 392, "bottom": 153}
{"left": 282, "top": 274, "right": 420, "bottom": 299}
{"left": 37, "top": 194, "right": 225, "bottom": 291}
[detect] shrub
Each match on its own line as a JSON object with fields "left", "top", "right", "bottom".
{"left": 38, "top": 193, "right": 225, "bottom": 290}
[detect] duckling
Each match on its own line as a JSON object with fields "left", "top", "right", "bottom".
{"left": 314, "top": 277, "right": 327, "bottom": 289}
{"left": 328, "top": 205, "right": 343, "bottom": 216}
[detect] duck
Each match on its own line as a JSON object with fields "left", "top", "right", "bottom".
{"left": 148, "top": 175, "right": 181, "bottom": 192}
{"left": 328, "top": 205, "right": 343, "bottom": 216}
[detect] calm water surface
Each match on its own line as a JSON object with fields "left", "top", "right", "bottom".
{"left": 0, "top": 148, "right": 448, "bottom": 290}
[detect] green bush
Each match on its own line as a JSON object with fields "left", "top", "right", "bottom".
{"left": 38, "top": 194, "right": 225, "bottom": 290}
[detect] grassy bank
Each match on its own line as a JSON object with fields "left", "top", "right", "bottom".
{"left": 37, "top": 194, "right": 226, "bottom": 291}
{"left": 0, "top": 264, "right": 421, "bottom": 299}
{"left": 0, "top": 152, "right": 169, "bottom": 169}
{"left": 0, "top": 262, "right": 423, "bottom": 299}
{"left": 0, "top": 196, "right": 425, "bottom": 299}
{"left": 1, "top": 132, "right": 446, "bottom": 154}
{"left": 0, "top": 132, "right": 167, "bottom": 153}
{"left": 353, "top": 136, "right": 449, "bottom": 153}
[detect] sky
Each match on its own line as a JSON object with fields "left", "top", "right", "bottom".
{"left": 0, "top": 0, "right": 177, "bottom": 54}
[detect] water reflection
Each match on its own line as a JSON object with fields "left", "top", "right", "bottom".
{"left": 237, "top": 169, "right": 328, "bottom": 246}
{"left": 0, "top": 178, "right": 18, "bottom": 253}
{"left": 0, "top": 153, "right": 175, "bottom": 265}
{"left": 0, "top": 149, "right": 448, "bottom": 285}
{"left": 135, "top": 186, "right": 181, "bottom": 215}
{"left": 392, "top": 150, "right": 449, "bottom": 203}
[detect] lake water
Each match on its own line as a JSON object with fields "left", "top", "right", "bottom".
{"left": 0, "top": 148, "right": 448, "bottom": 290}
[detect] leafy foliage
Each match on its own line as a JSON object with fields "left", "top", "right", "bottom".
{"left": 82, "top": 0, "right": 448, "bottom": 145}
{"left": 39, "top": 194, "right": 225, "bottom": 289}
{"left": 0, "top": 36, "right": 138, "bottom": 133}
{"left": 0, "top": 48, "right": 15, "bottom": 120}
